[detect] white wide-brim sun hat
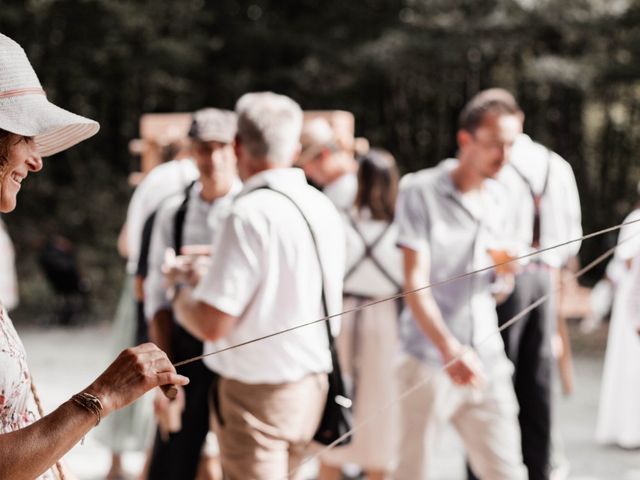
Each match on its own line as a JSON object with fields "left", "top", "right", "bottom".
{"left": 0, "top": 33, "right": 99, "bottom": 157}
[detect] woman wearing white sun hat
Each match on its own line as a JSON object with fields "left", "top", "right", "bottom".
{"left": 0, "top": 33, "right": 189, "bottom": 480}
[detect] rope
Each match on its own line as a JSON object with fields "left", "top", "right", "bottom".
{"left": 285, "top": 228, "right": 639, "bottom": 479}
{"left": 174, "top": 218, "right": 640, "bottom": 368}
{"left": 30, "top": 377, "right": 66, "bottom": 480}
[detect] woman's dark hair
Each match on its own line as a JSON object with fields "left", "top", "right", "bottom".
{"left": 354, "top": 148, "right": 399, "bottom": 222}
{"left": 0, "top": 129, "right": 16, "bottom": 173}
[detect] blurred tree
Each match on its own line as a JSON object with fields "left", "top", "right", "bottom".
{"left": 1, "top": 0, "right": 638, "bottom": 319}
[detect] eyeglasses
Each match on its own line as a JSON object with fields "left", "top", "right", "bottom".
{"left": 471, "top": 135, "right": 514, "bottom": 152}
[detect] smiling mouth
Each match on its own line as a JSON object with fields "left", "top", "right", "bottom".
{"left": 10, "top": 173, "right": 24, "bottom": 187}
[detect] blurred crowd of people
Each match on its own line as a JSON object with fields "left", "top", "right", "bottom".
{"left": 4, "top": 86, "right": 639, "bottom": 480}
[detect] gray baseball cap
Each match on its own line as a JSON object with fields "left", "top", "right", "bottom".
{"left": 188, "top": 108, "right": 237, "bottom": 144}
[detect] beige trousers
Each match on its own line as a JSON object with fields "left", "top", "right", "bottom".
{"left": 394, "top": 355, "right": 528, "bottom": 480}
{"left": 211, "top": 373, "right": 328, "bottom": 480}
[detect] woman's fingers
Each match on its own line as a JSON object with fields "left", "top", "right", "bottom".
{"left": 88, "top": 343, "right": 190, "bottom": 415}
{"left": 156, "top": 372, "right": 190, "bottom": 387}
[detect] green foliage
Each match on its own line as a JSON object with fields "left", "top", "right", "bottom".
{"left": 1, "top": 0, "right": 639, "bottom": 319}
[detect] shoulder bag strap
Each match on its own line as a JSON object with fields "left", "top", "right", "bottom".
{"left": 173, "top": 180, "right": 197, "bottom": 253}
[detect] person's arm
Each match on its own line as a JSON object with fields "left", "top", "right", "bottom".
{"left": 173, "top": 287, "right": 237, "bottom": 341}
{"left": 145, "top": 203, "right": 179, "bottom": 356}
{"left": 402, "top": 246, "right": 484, "bottom": 386}
{"left": 168, "top": 209, "right": 262, "bottom": 343}
{"left": 117, "top": 221, "right": 128, "bottom": 258}
{"left": 0, "top": 343, "right": 188, "bottom": 480}
{"left": 149, "top": 309, "right": 174, "bottom": 358}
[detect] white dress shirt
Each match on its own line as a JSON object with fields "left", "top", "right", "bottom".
{"left": 499, "top": 134, "right": 583, "bottom": 268}
{"left": 192, "top": 168, "right": 345, "bottom": 384}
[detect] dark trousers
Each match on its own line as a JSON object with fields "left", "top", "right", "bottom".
{"left": 468, "top": 268, "right": 553, "bottom": 480}
{"left": 148, "top": 325, "right": 216, "bottom": 480}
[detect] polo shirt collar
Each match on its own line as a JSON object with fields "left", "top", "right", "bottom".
{"left": 434, "top": 158, "right": 459, "bottom": 197}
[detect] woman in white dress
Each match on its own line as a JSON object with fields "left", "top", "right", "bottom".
{"left": 319, "top": 149, "right": 403, "bottom": 480}
{"left": 0, "top": 34, "right": 188, "bottom": 480}
{"left": 595, "top": 204, "right": 640, "bottom": 448}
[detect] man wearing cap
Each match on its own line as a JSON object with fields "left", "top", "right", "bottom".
{"left": 169, "top": 92, "right": 345, "bottom": 479}
{"left": 145, "top": 108, "right": 241, "bottom": 480}
{"left": 298, "top": 117, "right": 358, "bottom": 211}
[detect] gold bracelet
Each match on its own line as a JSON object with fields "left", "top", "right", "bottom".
{"left": 71, "top": 392, "right": 103, "bottom": 426}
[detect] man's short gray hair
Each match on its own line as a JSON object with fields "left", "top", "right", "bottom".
{"left": 235, "top": 92, "right": 303, "bottom": 166}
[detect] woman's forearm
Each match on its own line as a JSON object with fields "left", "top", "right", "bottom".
{"left": 0, "top": 398, "right": 97, "bottom": 480}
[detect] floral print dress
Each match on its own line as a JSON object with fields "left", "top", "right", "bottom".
{"left": 0, "top": 303, "right": 57, "bottom": 479}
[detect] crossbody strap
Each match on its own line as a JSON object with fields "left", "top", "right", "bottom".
{"left": 251, "top": 186, "right": 334, "bottom": 347}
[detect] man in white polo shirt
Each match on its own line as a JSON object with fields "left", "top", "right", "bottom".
{"left": 171, "top": 92, "right": 345, "bottom": 479}
{"left": 393, "top": 90, "right": 527, "bottom": 480}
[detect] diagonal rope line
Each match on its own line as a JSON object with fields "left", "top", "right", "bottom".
{"left": 174, "top": 218, "right": 640, "bottom": 368}
{"left": 285, "top": 228, "right": 640, "bottom": 479}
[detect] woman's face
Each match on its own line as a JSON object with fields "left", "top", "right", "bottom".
{"left": 0, "top": 135, "right": 43, "bottom": 212}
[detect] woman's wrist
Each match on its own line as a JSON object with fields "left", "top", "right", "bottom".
{"left": 70, "top": 392, "right": 103, "bottom": 426}
{"left": 82, "top": 383, "right": 113, "bottom": 417}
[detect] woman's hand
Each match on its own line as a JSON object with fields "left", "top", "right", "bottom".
{"left": 85, "top": 343, "right": 189, "bottom": 417}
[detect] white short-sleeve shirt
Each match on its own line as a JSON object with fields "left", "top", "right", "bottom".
{"left": 192, "top": 168, "right": 345, "bottom": 384}
{"left": 125, "top": 159, "right": 199, "bottom": 273}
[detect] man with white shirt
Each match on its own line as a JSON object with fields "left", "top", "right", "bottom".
{"left": 171, "top": 92, "right": 345, "bottom": 479}
{"left": 490, "top": 88, "right": 582, "bottom": 480}
{"left": 297, "top": 117, "right": 358, "bottom": 211}
{"left": 393, "top": 90, "right": 527, "bottom": 480}
{"left": 145, "top": 108, "right": 240, "bottom": 480}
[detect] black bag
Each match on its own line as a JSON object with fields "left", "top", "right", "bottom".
{"left": 313, "top": 318, "right": 353, "bottom": 446}
{"left": 254, "top": 186, "right": 353, "bottom": 446}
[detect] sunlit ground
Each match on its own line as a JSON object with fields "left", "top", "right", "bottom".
{"left": 17, "top": 322, "right": 640, "bottom": 480}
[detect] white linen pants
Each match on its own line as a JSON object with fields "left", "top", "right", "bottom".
{"left": 394, "top": 354, "right": 527, "bottom": 480}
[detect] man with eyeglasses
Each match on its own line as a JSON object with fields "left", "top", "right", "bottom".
{"left": 393, "top": 89, "right": 527, "bottom": 479}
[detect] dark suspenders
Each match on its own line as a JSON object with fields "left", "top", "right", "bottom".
{"left": 344, "top": 213, "right": 402, "bottom": 293}
{"left": 509, "top": 149, "right": 552, "bottom": 248}
{"left": 173, "top": 180, "right": 197, "bottom": 253}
